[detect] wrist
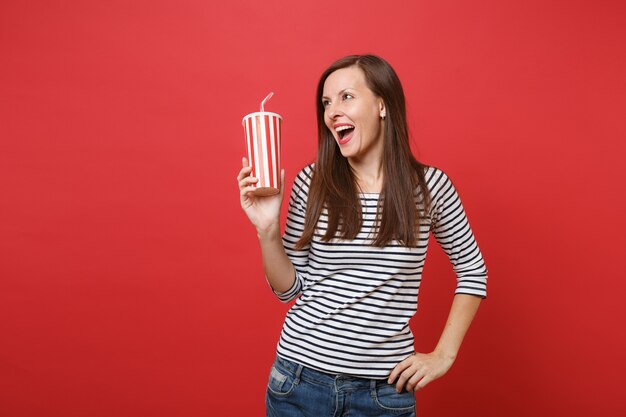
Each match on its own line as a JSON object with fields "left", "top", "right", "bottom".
{"left": 256, "top": 222, "right": 281, "bottom": 241}
{"left": 433, "top": 347, "right": 458, "bottom": 363}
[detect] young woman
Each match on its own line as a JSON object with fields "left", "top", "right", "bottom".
{"left": 237, "top": 55, "right": 487, "bottom": 417}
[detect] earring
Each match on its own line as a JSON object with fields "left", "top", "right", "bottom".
{"left": 381, "top": 114, "right": 386, "bottom": 120}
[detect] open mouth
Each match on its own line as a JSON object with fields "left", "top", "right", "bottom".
{"left": 335, "top": 124, "right": 355, "bottom": 144}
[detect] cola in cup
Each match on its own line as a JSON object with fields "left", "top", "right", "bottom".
{"left": 242, "top": 111, "right": 282, "bottom": 196}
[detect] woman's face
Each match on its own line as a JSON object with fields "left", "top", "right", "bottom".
{"left": 322, "top": 66, "right": 385, "bottom": 164}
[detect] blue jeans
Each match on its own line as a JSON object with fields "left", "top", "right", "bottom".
{"left": 266, "top": 356, "right": 416, "bottom": 417}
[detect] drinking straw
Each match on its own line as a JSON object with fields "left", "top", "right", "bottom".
{"left": 260, "top": 92, "right": 274, "bottom": 112}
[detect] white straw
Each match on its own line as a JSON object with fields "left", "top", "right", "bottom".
{"left": 260, "top": 92, "right": 274, "bottom": 112}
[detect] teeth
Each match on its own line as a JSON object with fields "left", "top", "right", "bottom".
{"left": 335, "top": 125, "right": 354, "bottom": 132}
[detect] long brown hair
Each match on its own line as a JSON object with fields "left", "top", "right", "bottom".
{"left": 296, "top": 55, "right": 431, "bottom": 248}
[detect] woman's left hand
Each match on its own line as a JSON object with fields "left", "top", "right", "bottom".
{"left": 387, "top": 351, "right": 455, "bottom": 393}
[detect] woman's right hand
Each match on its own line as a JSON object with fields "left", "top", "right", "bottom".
{"left": 237, "top": 157, "right": 285, "bottom": 234}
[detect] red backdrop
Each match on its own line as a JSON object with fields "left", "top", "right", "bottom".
{"left": 1, "top": 0, "right": 625, "bottom": 415}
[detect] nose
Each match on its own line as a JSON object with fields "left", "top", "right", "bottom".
{"left": 326, "top": 102, "right": 343, "bottom": 119}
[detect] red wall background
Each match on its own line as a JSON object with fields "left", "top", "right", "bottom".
{"left": 1, "top": 0, "right": 625, "bottom": 415}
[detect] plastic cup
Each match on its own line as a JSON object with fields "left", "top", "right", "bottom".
{"left": 242, "top": 111, "right": 282, "bottom": 196}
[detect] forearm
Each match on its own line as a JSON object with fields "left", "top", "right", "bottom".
{"left": 257, "top": 223, "right": 296, "bottom": 294}
{"left": 433, "top": 294, "right": 482, "bottom": 361}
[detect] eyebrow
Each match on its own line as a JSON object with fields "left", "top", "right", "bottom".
{"left": 321, "top": 88, "right": 354, "bottom": 100}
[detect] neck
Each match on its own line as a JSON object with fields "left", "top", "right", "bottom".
{"left": 350, "top": 158, "right": 383, "bottom": 193}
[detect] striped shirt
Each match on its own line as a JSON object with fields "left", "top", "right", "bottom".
{"left": 274, "top": 164, "right": 487, "bottom": 379}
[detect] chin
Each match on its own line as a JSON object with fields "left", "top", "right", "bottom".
{"left": 336, "top": 144, "right": 353, "bottom": 158}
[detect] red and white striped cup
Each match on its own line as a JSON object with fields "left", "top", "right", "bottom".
{"left": 242, "top": 111, "right": 282, "bottom": 196}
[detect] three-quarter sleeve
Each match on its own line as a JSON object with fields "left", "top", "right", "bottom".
{"left": 273, "top": 166, "right": 313, "bottom": 302}
{"left": 430, "top": 169, "right": 488, "bottom": 298}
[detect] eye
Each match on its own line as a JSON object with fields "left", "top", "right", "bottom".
{"left": 342, "top": 93, "right": 354, "bottom": 101}
{"left": 322, "top": 99, "right": 331, "bottom": 108}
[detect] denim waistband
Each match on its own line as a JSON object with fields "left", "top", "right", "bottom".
{"left": 274, "top": 355, "right": 384, "bottom": 391}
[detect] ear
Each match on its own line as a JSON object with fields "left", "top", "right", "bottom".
{"left": 379, "top": 100, "right": 386, "bottom": 119}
